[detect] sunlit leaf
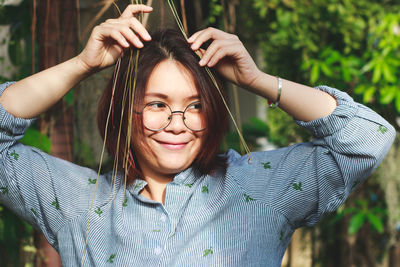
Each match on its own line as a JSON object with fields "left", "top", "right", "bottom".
{"left": 372, "top": 61, "right": 382, "bottom": 83}
{"left": 311, "top": 63, "right": 320, "bottom": 84}
{"left": 363, "top": 86, "right": 376, "bottom": 103}
{"left": 348, "top": 213, "right": 365, "bottom": 235}
{"left": 380, "top": 86, "right": 396, "bottom": 104}
{"left": 366, "top": 213, "right": 384, "bottom": 233}
{"left": 382, "top": 62, "right": 396, "bottom": 83}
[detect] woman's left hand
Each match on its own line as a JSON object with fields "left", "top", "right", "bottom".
{"left": 187, "top": 27, "right": 262, "bottom": 89}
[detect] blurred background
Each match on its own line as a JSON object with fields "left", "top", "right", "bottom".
{"left": 0, "top": 0, "right": 399, "bottom": 266}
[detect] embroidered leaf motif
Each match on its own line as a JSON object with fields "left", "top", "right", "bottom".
{"left": 378, "top": 125, "right": 388, "bottom": 134}
{"left": 10, "top": 150, "right": 19, "bottom": 160}
{"left": 31, "top": 208, "right": 38, "bottom": 216}
{"left": 88, "top": 178, "right": 97, "bottom": 185}
{"left": 152, "top": 229, "right": 161, "bottom": 232}
{"left": 351, "top": 180, "right": 360, "bottom": 190}
{"left": 262, "top": 162, "right": 271, "bottom": 169}
{"left": 122, "top": 198, "right": 128, "bottom": 207}
{"left": 203, "top": 247, "right": 213, "bottom": 257}
{"left": 107, "top": 253, "right": 116, "bottom": 263}
{"left": 185, "top": 183, "right": 194, "bottom": 188}
{"left": 95, "top": 207, "right": 103, "bottom": 216}
{"left": 279, "top": 230, "right": 284, "bottom": 241}
{"left": 202, "top": 184, "right": 209, "bottom": 193}
{"left": 51, "top": 198, "right": 60, "bottom": 210}
{"left": 244, "top": 194, "right": 254, "bottom": 203}
{"left": 134, "top": 182, "right": 144, "bottom": 190}
{"left": 292, "top": 182, "right": 302, "bottom": 191}
{"left": 0, "top": 186, "right": 8, "bottom": 194}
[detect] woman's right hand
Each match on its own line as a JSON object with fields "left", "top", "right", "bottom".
{"left": 77, "top": 4, "right": 152, "bottom": 72}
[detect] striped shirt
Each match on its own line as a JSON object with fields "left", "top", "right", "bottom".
{"left": 0, "top": 82, "right": 395, "bottom": 266}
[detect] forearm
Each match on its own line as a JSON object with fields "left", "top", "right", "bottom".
{"left": 0, "top": 56, "right": 90, "bottom": 119}
{"left": 249, "top": 71, "right": 337, "bottom": 122}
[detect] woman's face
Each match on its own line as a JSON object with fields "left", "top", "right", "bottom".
{"left": 133, "top": 60, "right": 204, "bottom": 180}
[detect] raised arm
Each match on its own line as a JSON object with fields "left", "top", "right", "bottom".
{"left": 187, "top": 28, "right": 337, "bottom": 122}
{"left": 0, "top": 4, "right": 152, "bottom": 119}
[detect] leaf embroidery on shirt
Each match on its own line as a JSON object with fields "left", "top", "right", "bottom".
{"left": 95, "top": 207, "right": 103, "bottom": 216}
{"left": 0, "top": 186, "right": 8, "bottom": 194}
{"left": 122, "top": 198, "right": 128, "bottom": 207}
{"left": 10, "top": 150, "right": 19, "bottom": 160}
{"left": 152, "top": 229, "right": 161, "bottom": 232}
{"left": 202, "top": 184, "right": 209, "bottom": 193}
{"left": 134, "top": 182, "right": 144, "bottom": 190}
{"left": 244, "top": 194, "right": 254, "bottom": 202}
{"left": 262, "top": 162, "right": 271, "bottom": 169}
{"left": 185, "top": 183, "right": 194, "bottom": 188}
{"left": 203, "top": 247, "right": 213, "bottom": 257}
{"left": 279, "top": 230, "right": 284, "bottom": 241}
{"left": 107, "top": 253, "right": 116, "bottom": 263}
{"left": 378, "top": 125, "right": 388, "bottom": 134}
{"left": 88, "top": 178, "right": 97, "bottom": 185}
{"left": 292, "top": 182, "right": 302, "bottom": 191}
{"left": 51, "top": 198, "right": 60, "bottom": 210}
{"left": 31, "top": 208, "right": 38, "bottom": 216}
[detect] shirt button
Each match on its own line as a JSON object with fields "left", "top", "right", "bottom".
{"left": 154, "top": 246, "right": 163, "bottom": 255}
{"left": 160, "top": 214, "right": 167, "bottom": 222}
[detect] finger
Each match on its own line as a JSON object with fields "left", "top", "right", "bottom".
{"left": 128, "top": 17, "right": 151, "bottom": 41}
{"left": 106, "top": 27, "right": 131, "bottom": 48}
{"left": 198, "top": 39, "right": 231, "bottom": 66}
{"left": 117, "top": 25, "right": 144, "bottom": 48}
{"left": 120, "top": 4, "right": 153, "bottom": 18}
{"left": 190, "top": 27, "right": 236, "bottom": 51}
{"left": 106, "top": 17, "right": 151, "bottom": 42}
{"left": 187, "top": 29, "right": 204, "bottom": 43}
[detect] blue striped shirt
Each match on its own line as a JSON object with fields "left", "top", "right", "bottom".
{"left": 0, "top": 82, "right": 395, "bottom": 266}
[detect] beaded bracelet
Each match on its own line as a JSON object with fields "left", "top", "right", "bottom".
{"left": 268, "top": 76, "right": 282, "bottom": 108}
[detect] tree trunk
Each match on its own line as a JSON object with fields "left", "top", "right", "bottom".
{"left": 35, "top": 0, "right": 78, "bottom": 266}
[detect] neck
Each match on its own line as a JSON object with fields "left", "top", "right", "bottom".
{"left": 140, "top": 170, "right": 174, "bottom": 204}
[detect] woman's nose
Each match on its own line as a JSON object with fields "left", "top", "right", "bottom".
{"left": 165, "top": 111, "right": 186, "bottom": 133}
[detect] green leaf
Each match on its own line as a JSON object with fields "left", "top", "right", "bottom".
{"left": 395, "top": 90, "right": 400, "bottom": 113}
{"left": 372, "top": 61, "right": 382, "bottom": 83}
{"left": 379, "top": 86, "right": 396, "bottom": 104}
{"left": 311, "top": 63, "right": 320, "bottom": 84}
{"left": 20, "top": 128, "right": 51, "bottom": 153}
{"left": 382, "top": 62, "right": 396, "bottom": 83}
{"left": 348, "top": 212, "right": 365, "bottom": 235}
{"left": 363, "top": 86, "right": 376, "bottom": 103}
{"left": 366, "top": 213, "right": 384, "bottom": 233}
{"left": 64, "top": 90, "right": 74, "bottom": 106}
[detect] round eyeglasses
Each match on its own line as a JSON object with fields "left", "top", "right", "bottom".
{"left": 139, "top": 101, "right": 206, "bottom": 132}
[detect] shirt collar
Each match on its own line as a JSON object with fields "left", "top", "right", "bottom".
{"left": 127, "top": 167, "right": 197, "bottom": 196}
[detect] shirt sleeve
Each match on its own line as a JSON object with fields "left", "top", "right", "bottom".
{"left": 228, "top": 85, "right": 396, "bottom": 229}
{"left": 0, "top": 82, "right": 115, "bottom": 248}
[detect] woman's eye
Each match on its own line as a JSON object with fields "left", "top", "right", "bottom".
{"left": 149, "top": 102, "right": 167, "bottom": 109}
{"left": 188, "top": 102, "right": 202, "bottom": 110}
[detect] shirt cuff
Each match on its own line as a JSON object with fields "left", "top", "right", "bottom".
{"left": 0, "top": 82, "right": 36, "bottom": 137}
{"left": 295, "top": 85, "right": 359, "bottom": 138}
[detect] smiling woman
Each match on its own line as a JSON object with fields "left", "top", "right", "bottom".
{"left": 98, "top": 29, "right": 229, "bottom": 190}
{"left": 0, "top": 3, "right": 396, "bottom": 267}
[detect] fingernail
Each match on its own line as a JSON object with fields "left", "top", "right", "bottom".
{"left": 191, "top": 44, "right": 198, "bottom": 50}
{"left": 187, "top": 36, "right": 193, "bottom": 42}
{"left": 199, "top": 59, "right": 205, "bottom": 66}
{"left": 145, "top": 33, "right": 151, "bottom": 40}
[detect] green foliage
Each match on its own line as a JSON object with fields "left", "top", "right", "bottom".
{"left": 20, "top": 128, "right": 51, "bottom": 153}
{"left": 335, "top": 198, "right": 386, "bottom": 235}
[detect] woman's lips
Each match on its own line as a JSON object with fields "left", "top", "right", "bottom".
{"left": 156, "top": 140, "right": 188, "bottom": 150}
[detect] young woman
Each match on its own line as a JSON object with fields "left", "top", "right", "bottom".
{"left": 0, "top": 4, "right": 395, "bottom": 266}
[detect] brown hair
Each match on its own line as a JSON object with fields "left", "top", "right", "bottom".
{"left": 97, "top": 29, "right": 228, "bottom": 184}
